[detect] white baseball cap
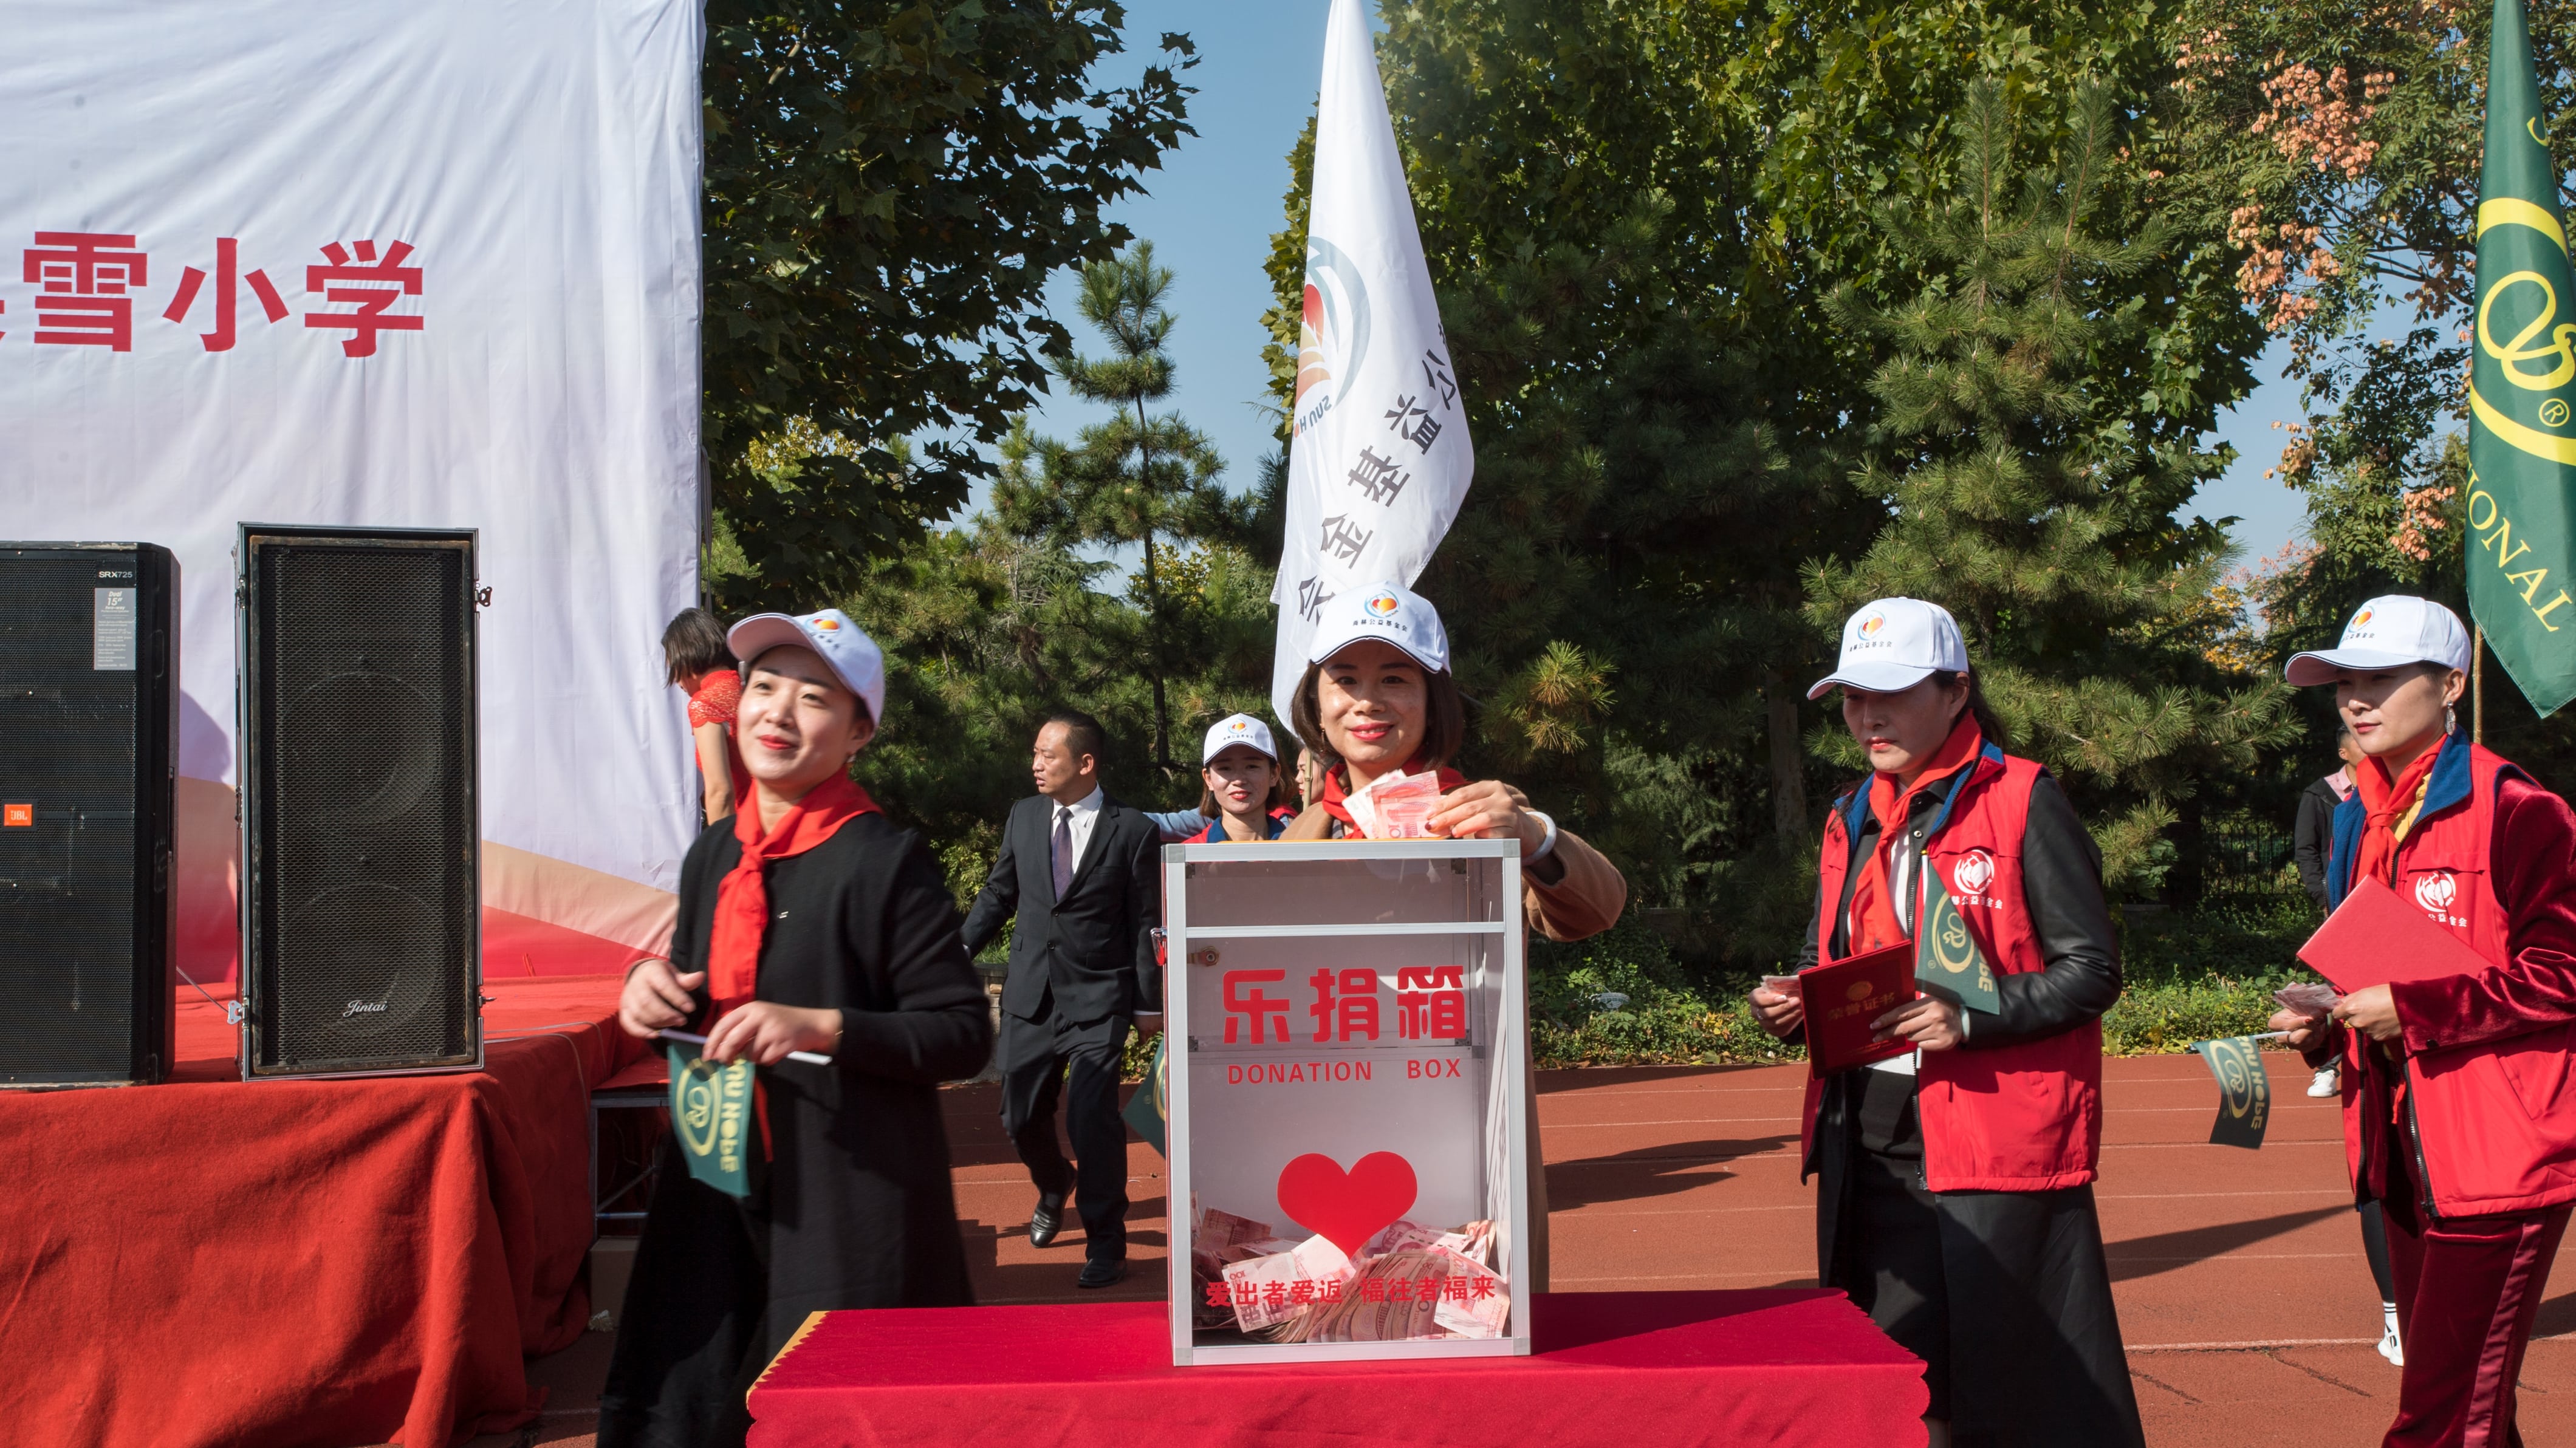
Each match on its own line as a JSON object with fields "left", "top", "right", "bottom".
{"left": 1306, "top": 581, "right": 1450, "bottom": 674}
{"left": 2284, "top": 595, "right": 2472, "bottom": 686}
{"left": 1807, "top": 598, "right": 1971, "bottom": 700}
{"left": 725, "top": 608, "right": 887, "bottom": 723}
{"left": 1202, "top": 712, "right": 1281, "bottom": 765}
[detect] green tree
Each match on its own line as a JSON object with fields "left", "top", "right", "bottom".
{"left": 1808, "top": 83, "right": 2297, "bottom": 894}
{"left": 701, "top": 2, "right": 1196, "bottom": 613}
{"left": 1047, "top": 244, "right": 1244, "bottom": 772}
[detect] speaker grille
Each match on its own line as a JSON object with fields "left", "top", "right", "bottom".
{"left": 0, "top": 544, "right": 170, "bottom": 1087}
{"left": 247, "top": 535, "right": 477, "bottom": 1074}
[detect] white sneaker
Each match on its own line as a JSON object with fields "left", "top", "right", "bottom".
{"left": 2307, "top": 1066, "right": 2340, "bottom": 1098}
{"left": 2379, "top": 1308, "right": 2404, "bottom": 1366}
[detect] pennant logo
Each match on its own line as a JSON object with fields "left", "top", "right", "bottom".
{"left": 1295, "top": 236, "right": 1372, "bottom": 434}
{"left": 2191, "top": 1036, "right": 2272, "bottom": 1149}
{"left": 668, "top": 1041, "right": 756, "bottom": 1198}
{"left": 1915, "top": 862, "right": 2001, "bottom": 1013}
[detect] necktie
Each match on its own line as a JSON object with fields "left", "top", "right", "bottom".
{"left": 1051, "top": 806, "right": 1075, "bottom": 901}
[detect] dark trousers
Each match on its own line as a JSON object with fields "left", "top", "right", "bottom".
{"left": 2380, "top": 1144, "right": 2571, "bottom": 1448}
{"left": 1833, "top": 1081, "right": 2144, "bottom": 1448}
{"left": 597, "top": 1140, "right": 769, "bottom": 1448}
{"left": 998, "top": 1009, "right": 1131, "bottom": 1262}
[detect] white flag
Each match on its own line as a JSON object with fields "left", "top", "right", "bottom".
{"left": 1270, "top": 0, "right": 1473, "bottom": 734}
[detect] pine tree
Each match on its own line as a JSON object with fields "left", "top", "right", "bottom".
{"left": 1050, "top": 243, "right": 1241, "bottom": 773}
{"left": 1806, "top": 83, "right": 2296, "bottom": 895}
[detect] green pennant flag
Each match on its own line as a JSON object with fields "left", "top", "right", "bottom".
{"left": 1915, "top": 861, "right": 2001, "bottom": 1014}
{"left": 2190, "top": 1036, "right": 2273, "bottom": 1149}
{"left": 1122, "top": 1034, "right": 1168, "bottom": 1156}
{"left": 2470, "top": 0, "right": 2576, "bottom": 715}
{"left": 668, "top": 1040, "right": 758, "bottom": 1198}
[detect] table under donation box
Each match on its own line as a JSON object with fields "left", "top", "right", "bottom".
{"left": 1161, "top": 839, "right": 1530, "bottom": 1365}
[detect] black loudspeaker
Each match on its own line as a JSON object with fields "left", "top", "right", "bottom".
{"left": 239, "top": 525, "right": 481, "bottom": 1079}
{"left": 0, "top": 543, "right": 179, "bottom": 1088}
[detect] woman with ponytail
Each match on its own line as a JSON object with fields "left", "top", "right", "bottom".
{"left": 602, "top": 609, "right": 992, "bottom": 1448}
{"left": 2270, "top": 595, "right": 2576, "bottom": 1448}
{"left": 1750, "top": 597, "right": 2140, "bottom": 1448}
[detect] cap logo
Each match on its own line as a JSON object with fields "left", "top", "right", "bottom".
{"left": 1228, "top": 720, "right": 1249, "bottom": 734}
{"left": 2351, "top": 608, "right": 2374, "bottom": 627}
{"left": 1858, "top": 612, "right": 1886, "bottom": 638}
{"left": 812, "top": 616, "right": 841, "bottom": 632}
{"left": 1365, "top": 592, "right": 1400, "bottom": 618}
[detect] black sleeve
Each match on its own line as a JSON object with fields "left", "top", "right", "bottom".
{"left": 1128, "top": 816, "right": 1164, "bottom": 1013}
{"left": 668, "top": 829, "right": 722, "bottom": 1032}
{"left": 2293, "top": 784, "right": 2333, "bottom": 908}
{"left": 1965, "top": 773, "right": 2124, "bottom": 1050}
{"left": 838, "top": 835, "right": 995, "bottom": 1085}
{"left": 959, "top": 801, "right": 1020, "bottom": 958}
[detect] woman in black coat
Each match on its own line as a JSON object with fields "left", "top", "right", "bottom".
{"left": 599, "top": 609, "right": 993, "bottom": 1448}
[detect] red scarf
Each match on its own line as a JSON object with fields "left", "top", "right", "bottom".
{"left": 1846, "top": 715, "right": 1984, "bottom": 956}
{"left": 1319, "top": 756, "right": 1469, "bottom": 837}
{"left": 705, "top": 771, "right": 879, "bottom": 1013}
{"left": 2350, "top": 734, "right": 2445, "bottom": 891}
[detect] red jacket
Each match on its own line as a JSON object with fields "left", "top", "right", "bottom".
{"left": 2323, "top": 736, "right": 2576, "bottom": 1218}
{"left": 1806, "top": 747, "right": 2103, "bottom": 1192}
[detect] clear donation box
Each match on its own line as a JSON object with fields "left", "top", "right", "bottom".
{"left": 1161, "top": 839, "right": 1531, "bottom": 1364}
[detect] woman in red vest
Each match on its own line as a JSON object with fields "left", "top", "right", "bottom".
{"left": 2270, "top": 594, "right": 2576, "bottom": 1448}
{"left": 1750, "top": 597, "right": 2140, "bottom": 1448}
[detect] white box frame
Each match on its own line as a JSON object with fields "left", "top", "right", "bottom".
{"left": 1162, "top": 838, "right": 1530, "bottom": 1365}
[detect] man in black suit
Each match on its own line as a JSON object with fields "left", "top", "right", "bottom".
{"left": 961, "top": 709, "right": 1163, "bottom": 1288}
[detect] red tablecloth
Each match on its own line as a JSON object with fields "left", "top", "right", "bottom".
{"left": 747, "top": 1291, "right": 1928, "bottom": 1448}
{"left": 0, "top": 975, "right": 640, "bottom": 1448}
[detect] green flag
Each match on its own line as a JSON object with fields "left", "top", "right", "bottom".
{"left": 668, "top": 1040, "right": 758, "bottom": 1198}
{"left": 1914, "top": 860, "right": 2001, "bottom": 1014}
{"left": 2470, "top": 0, "right": 2576, "bottom": 715}
{"left": 2190, "top": 1036, "right": 2272, "bottom": 1149}
{"left": 1122, "top": 1034, "right": 1168, "bottom": 1155}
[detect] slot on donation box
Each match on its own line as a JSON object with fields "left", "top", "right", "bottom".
{"left": 1163, "top": 839, "right": 1530, "bottom": 1365}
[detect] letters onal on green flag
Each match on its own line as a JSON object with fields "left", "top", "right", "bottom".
{"left": 2190, "top": 1036, "right": 2272, "bottom": 1150}
{"left": 1914, "top": 860, "right": 2001, "bottom": 1014}
{"left": 2470, "top": 0, "right": 2576, "bottom": 715}
{"left": 667, "top": 1039, "right": 757, "bottom": 1198}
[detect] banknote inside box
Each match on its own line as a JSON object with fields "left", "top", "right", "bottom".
{"left": 1162, "top": 839, "right": 1532, "bottom": 1365}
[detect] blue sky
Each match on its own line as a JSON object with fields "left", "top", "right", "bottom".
{"left": 1012, "top": 2, "right": 2315, "bottom": 570}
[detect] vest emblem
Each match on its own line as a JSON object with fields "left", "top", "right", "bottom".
{"left": 1951, "top": 848, "right": 1996, "bottom": 898}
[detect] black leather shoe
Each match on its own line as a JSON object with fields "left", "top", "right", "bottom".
{"left": 1077, "top": 1258, "right": 1127, "bottom": 1289}
{"left": 1029, "top": 1197, "right": 1064, "bottom": 1250}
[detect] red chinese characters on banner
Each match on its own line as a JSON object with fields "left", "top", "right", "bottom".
{"left": 1221, "top": 970, "right": 1290, "bottom": 1045}
{"left": 1396, "top": 967, "right": 1467, "bottom": 1040}
{"left": 304, "top": 239, "right": 423, "bottom": 357}
{"left": 1308, "top": 968, "right": 1381, "bottom": 1043}
{"left": 23, "top": 233, "right": 148, "bottom": 350}
{"left": 163, "top": 237, "right": 288, "bottom": 352}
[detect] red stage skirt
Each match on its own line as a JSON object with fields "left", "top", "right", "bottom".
{"left": 748, "top": 1290, "right": 1929, "bottom": 1447}
{"left": 0, "top": 975, "right": 638, "bottom": 1448}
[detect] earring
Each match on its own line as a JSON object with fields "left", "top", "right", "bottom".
{"left": 2446, "top": 703, "right": 2459, "bottom": 736}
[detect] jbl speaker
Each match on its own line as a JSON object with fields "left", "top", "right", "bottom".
{"left": 239, "top": 525, "right": 481, "bottom": 1079}
{"left": 0, "top": 542, "right": 179, "bottom": 1088}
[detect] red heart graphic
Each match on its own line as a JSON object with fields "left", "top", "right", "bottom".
{"left": 1275, "top": 1151, "right": 1419, "bottom": 1257}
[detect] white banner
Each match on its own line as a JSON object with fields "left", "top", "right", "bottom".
{"left": 1271, "top": 0, "right": 1474, "bottom": 733}
{"left": 0, "top": 0, "right": 705, "bottom": 980}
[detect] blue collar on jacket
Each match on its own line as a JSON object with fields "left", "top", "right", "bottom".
{"left": 2326, "top": 729, "right": 2470, "bottom": 909}
{"left": 1835, "top": 740, "right": 2007, "bottom": 854}
{"left": 1195, "top": 812, "right": 1287, "bottom": 843}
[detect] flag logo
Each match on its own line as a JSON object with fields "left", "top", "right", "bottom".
{"left": 1295, "top": 237, "right": 1372, "bottom": 433}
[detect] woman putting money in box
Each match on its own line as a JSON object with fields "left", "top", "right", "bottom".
{"left": 2269, "top": 595, "right": 2576, "bottom": 1448}
{"left": 1279, "top": 581, "right": 1628, "bottom": 1291}
{"left": 600, "top": 609, "right": 992, "bottom": 1448}
{"left": 1750, "top": 597, "right": 2141, "bottom": 1448}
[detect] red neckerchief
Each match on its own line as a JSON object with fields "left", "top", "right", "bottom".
{"left": 705, "top": 771, "right": 879, "bottom": 1014}
{"left": 1320, "top": 757, "right": 1469, "bottom": 837}
{"left": 2351, "top": 736, "right": 2444, "bottom": 892}
{"left": 1846, "top": 715, "right": 1984, "bottom": 955}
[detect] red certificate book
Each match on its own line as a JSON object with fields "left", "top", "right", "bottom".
{"left": 1798, "top": 941, "right": 1919, "bottom": 1077}
{"left": 2297, "top": 875, "right": 2496, "bottom": 992}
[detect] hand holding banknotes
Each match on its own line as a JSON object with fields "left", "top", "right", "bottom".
{"left": 1750, "top": 977, "right": 1804, "bottom": 1037}
{"left": 2330, "top": 984, "right": 2402, "bottom": 1044}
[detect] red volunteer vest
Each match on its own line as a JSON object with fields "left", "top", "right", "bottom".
{"left": 1803, "top": 752, "right": 2103, "bottom": 1192}
{"left": 2331, "top": 742, "right": 2576, "bottom": 1218}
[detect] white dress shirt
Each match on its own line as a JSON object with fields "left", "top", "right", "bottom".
{"left": 1052, "top": 785, "right": 1105, "bottom": 876}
